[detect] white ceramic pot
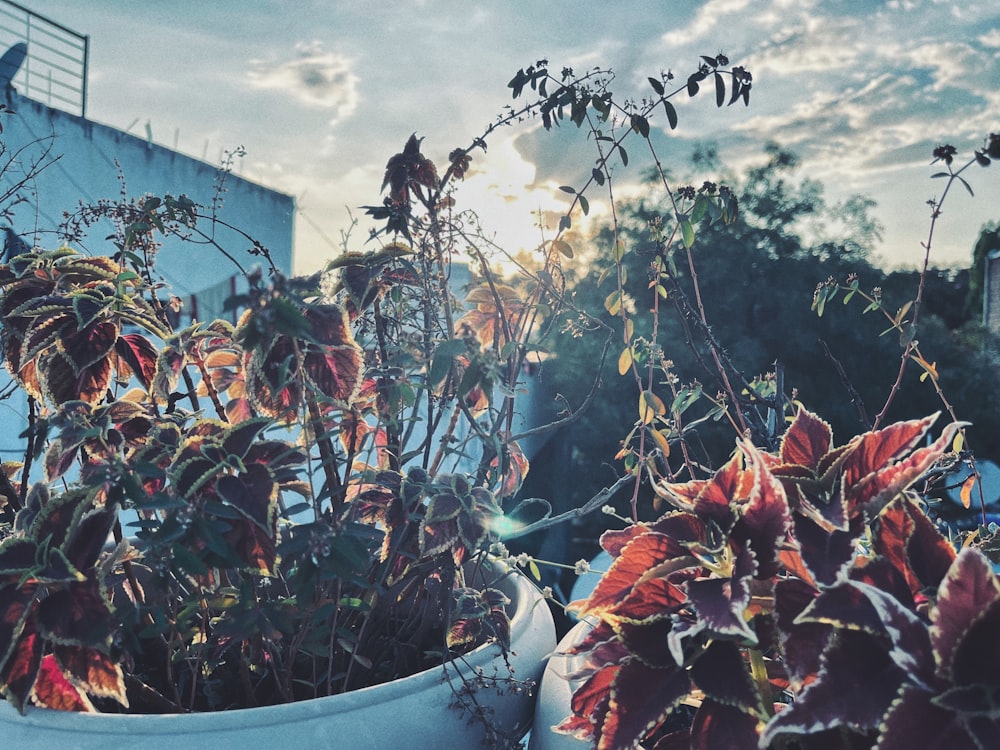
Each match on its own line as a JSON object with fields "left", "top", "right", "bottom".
{"left": 528, "top": 619, "right": 593, "bottom": 750}
{"left": 0, "top": 564, "right": 554, "bottom": 750}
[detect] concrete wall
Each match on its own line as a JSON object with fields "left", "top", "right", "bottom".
{"left": 0, "top": 86, "right": 294, "bottom": 463}
{"left": 0, "top": 87, "right": 293, "bottom": 315}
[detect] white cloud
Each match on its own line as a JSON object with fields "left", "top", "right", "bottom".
{"left": 248, "top": 42, "right": 359, "bottom": 125}
{"left": 659, "top": 0, "right": 753, "bottom": 47}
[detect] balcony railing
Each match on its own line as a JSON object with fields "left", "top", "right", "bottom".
{"left": 0, "top": 0, "right": 88, "bottom": 117}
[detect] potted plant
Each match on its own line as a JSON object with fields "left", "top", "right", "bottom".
{"left": 0, "top": 53, "right": 764, "bottom": 748}
{"left": 526, "top": 120, "right": 1000, "bottom": 747}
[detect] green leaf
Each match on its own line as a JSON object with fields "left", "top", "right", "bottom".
{"left": 671, "top": 385, "right": 702, "bottom": 415}
{"left": 551, "top": 239, "right": 574, "bottom": 259}
{"left": 579, "top": 194, "right": 590, "bottom": 216}
{"left": 714, "top": 72, "right": 725, "bottom": 107}
{"left": 691, "top": 195, "right": 709, "bottom": 223}
{"left": 605, "top": 290, "right": 622, "bottom": 317}
{"left": 611, "top": 239, "right": 626, "bottom": 263}
{"left": 681, "top": 219, "right": 695, "bottom": 249}
{"left": 559, "top": 214, "right": 572, "bottom": 232}
{"left": 592, "top": 167, "right": 605, "bottom": 186}
{"left": 430, "top": 339, "right": 468, "bottom": 386}
{"left": 630, "top": 114, "right": 650, "bottom": 138}
{"left": 618, "top": 144, "right": 628, "bottom": 167}
{"left": 663, "top": 100, "right": 678, "bottom": 130}
{"left": 559, "top": 185, "right": 576, "bottom": 194}
{"left": 648, "top": 76, "right": 665, "bottom": 95}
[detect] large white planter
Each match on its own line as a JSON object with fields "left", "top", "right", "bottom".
{"left": 528, "top": 619, "right": 593, "bottom": 750}
{"left": 0, "top": 565, "right": 554, "bottom": 750}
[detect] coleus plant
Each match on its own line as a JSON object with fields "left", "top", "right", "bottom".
{"left": 0, "top": 234, "right": 520, "bottom": 711}
{"left": 557, "top": 407, "right": 1000, "bottom": 749}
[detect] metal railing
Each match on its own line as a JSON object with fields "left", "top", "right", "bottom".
{"left": 0, "top": 1, "right": 88, "bottom": 117}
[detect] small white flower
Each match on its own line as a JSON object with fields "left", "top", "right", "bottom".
{"left": 574, "top": 559, "right": 591, "bottom": 576}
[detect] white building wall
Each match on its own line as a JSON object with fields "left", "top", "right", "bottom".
{"left": 0, "top": 87, "right": 293, "bottom": 304}
{"left": 0, "top": 86, "right": 294, "bottom": 467}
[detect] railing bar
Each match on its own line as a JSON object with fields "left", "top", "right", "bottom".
{"left": 1, "top": 0, "right": 86, "bottom": 42}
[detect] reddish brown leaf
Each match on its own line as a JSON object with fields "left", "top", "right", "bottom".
{"left": 0, "top": 616, "right": 42, "bottom": 711}
{"left": 30, "top": 653, "right": 93, "bottom": 711}
{"left": 617, "top": 618, "right": 675, "bottom": 668}
{"left": 691, "top": 640, "right": 762, "bottom": 717}
{"left": 760, "top": 631, "right": 905, "bottom": 746}
{"left": 690, "top": 698, "right": 762, "bottom": 750}
{"left": 556, "top": 663, "right": 619, "bottom": 740}
{"left": 36, "top": 577, "right": 116, "bottom": 648}
{"left": 41, "top": 350, "right": 112, "bottom": 406}
{"left": 877, "top": 684, "right": 981, "bottom": 750}
{"left": 779, "top": 408, "right": 834, "bottom": 470}
{"left": 573, "top": 531, "right": 689, "bottom": 618}
{"left": 602, "top": 660, "right": 692, "bottom": 750}
{"left": 932, "top": 547, "right": 1000, "bottom": 684}
{"left": 692, "top": 452, "right": 749, "bottom": 529}
{"left": 874, "top": 497, "right": 956, "bottom": 597}
{"left": 736, "top": 444, "right": 791, "bottom": 579}
{"left": 114, "top": 333, "right": 158, "bottom": 389}
{"left": 53, "top": 644, "right": 127, "bottom": 707}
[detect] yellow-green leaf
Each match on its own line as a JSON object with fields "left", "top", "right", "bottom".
{"left": 952, "top": 431, "right": 964, "bottom": 453}
{"left": 605, "top": 290, "right": 622, "bottom": 317}
{"left": 650, "top": 428, "right": 671, "bottom": 458}
{"left": 529, "top": 559, "right": 542, "bottom": 581}
{"left": 960, "top": 475, "right": 975, "bottom": 509}
{"left": 639, "top": 390, "right": 665, "bottom": 425}
{"left": 680, "top": 219, "right": 695, "bottom": 249}
{"left": 551, "top": 239, "right": 574, "bottom": 258}
{"left": 618, "top": 346, "right": 633, "bottom": 376}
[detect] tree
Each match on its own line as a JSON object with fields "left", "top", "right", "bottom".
{"left": 525, "top": 145, "right": 1000, "bottom": 571}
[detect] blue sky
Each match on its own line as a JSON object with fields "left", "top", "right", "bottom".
{"left": 26, "top": 0, "right": 1000, "bottom": 274}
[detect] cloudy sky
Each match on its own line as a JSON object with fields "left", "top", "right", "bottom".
{"left": 24, "top": 0, "right": 1000, "bottom": 274}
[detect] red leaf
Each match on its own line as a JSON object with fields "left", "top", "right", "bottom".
{"left": 842, "top": 414, "right": 957, "bottom": 516}
{"left": 602, "top": 660, "right": 692, "bottom": 750}
{"left": 30, "top": 653, "right": 93, "bottom": 711}
{"left": 573, "top": 531, "right": 690, "bottom": 617}
{"left": 555, "top": 663, "right": 619, "bottom": 740}
{"left": 692, "top": 452, "right": 748, "bottom": 529}
{"left": 61, "top": 319, "right": 118, "bottom": 372}
{"left": 0, "top": 616, "right": 42, "bottom": 712}
{"left": 599, "top": 523, "right": 650, "bottom": 557}
{"left": 779, "top": 408, "right": 834, "bottom": 470}
{"left": 114, "top": 333, "right": 158, "bottom": 389}
{"left": 690, "top": 698, "right": 762, "bottom": 750}
{"left": 874, "top": 497, "right": 956, "bottom": 597}
{"left": 932, "top": 547, "right": 1000, "bottom": 684}
{"left": 53, "top": 644, "right": 128, "bottom": 707}
{"left": 736, "top": 444, "right": 791, "bottom": 579}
